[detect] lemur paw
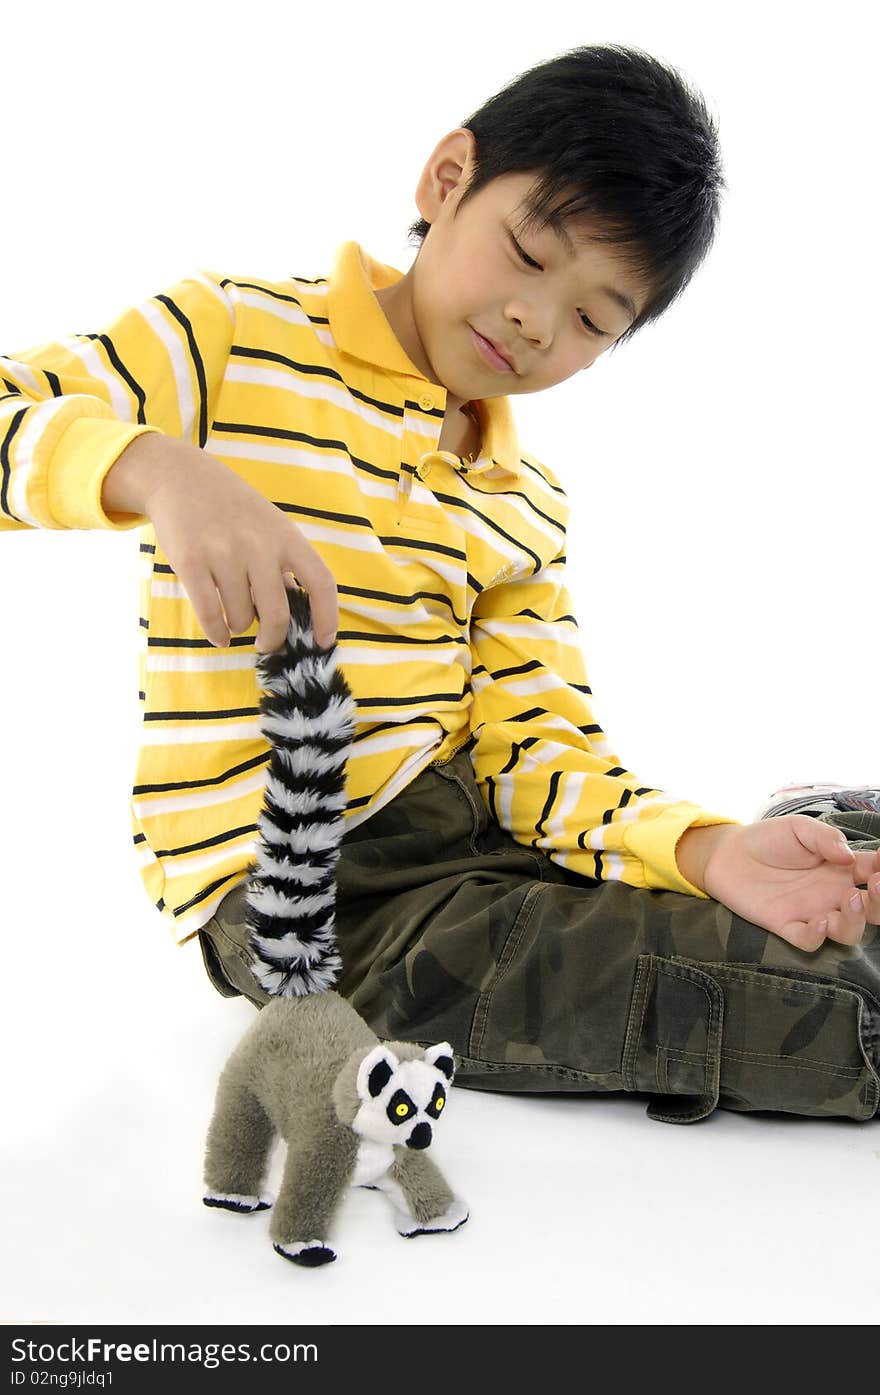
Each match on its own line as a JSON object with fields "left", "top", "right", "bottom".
{"left": 395, "top": 1195, "right": 469, "bottom": 1238}
{"left": 273, "top": 1239, "right": 336, "bottom": 1267}
{"left": 203, "top": 1190, "right": 273, "bottom": 1213}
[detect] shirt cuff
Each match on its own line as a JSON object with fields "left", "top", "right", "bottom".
{"left": 47, "top": 417, "right": 163, "bottom": 530}
{"left": 621, "top": 804, "right": 742, "bottom": 898}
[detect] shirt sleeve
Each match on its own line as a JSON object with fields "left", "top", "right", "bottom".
{"left": 468, "top": 545, "right": 742, "bottom": 898}
{"left": 0, "top": 270, "right": 236, "bottom": 532}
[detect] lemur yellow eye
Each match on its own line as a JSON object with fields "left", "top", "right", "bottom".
{"left": 395, "top": 1102, "right": 410, "bottom": 1117}
{"left": 426, "top": 1083, "right": 446, "bottom": 1120}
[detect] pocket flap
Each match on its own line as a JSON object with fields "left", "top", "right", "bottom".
{"left": 622, "top": 954, "right": 724, "bottom": 1123}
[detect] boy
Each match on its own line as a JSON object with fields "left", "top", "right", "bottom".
{"left": 2, "top": 44, "right": 879, "bottom": 1124}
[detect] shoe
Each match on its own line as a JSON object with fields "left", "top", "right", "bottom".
{"left": 755, "top": 782, "right": 880, "bottom": 821}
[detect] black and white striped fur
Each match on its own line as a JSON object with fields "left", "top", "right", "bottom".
{"left": 242, "top": 586, "right": 357, "bottom": 997}
{"left": 204, "top": 586, "right": 468, "bottom": 1265}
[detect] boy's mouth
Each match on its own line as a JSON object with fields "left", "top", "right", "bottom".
{"left": 470, "top": 327, "right": 517, "bottom": 374}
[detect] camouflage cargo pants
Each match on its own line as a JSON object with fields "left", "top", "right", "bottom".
{"left": 199, "top": 746, "right": 880, "bottom": 1124}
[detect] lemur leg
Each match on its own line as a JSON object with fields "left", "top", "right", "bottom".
{"left": 203, "top": 1069, "right": 275, "bottom": 1213}
{"left": 270, "top": 1120, "right": 358, "bottom": 1267}
{"left": 379, "top": 1151, "right": 469, "bottom": 1237}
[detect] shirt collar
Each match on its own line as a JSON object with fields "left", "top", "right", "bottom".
{"left": 327, "top": 240, "right": 522, "bottom": 478}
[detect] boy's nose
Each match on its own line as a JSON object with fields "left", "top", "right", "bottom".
{"left": 509, "top": 309, "right": 551, "bottom": 352}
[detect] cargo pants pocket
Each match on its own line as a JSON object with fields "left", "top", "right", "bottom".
{"left": 622, "top": 955, "right": 724, "bottom": 1124}
{"left": 622, "top": 954, "right": 880, "bottom": 1124}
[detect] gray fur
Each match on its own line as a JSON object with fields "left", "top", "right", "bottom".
{"left": 387, "top": 1151, "right": 456, "bottom": 1224}
{"left": 202, "top": 588, "right": 467, "bottom": 1266}
{"left": 203, "top": 993, "right": 465, "bottom": 1263}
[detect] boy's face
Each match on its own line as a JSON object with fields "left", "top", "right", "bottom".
{"left": 383, "top": 128, "right": 650, "bottom": 404}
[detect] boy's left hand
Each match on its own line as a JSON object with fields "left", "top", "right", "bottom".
{"left": 695, "top": 817, "right": 880, "bottom": 951}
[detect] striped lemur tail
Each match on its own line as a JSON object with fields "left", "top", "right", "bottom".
{"left": 242, "top": 586, "right": 357, "bottom": 997}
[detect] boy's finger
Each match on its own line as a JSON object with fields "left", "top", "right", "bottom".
{"left": 176, "top": 565, "right": 230, "bottom": 647}
{"left": 778, "top": 918, "right": 827, "bottom": 952}
{"left": 827, "top": 887, "right": 865, "bottom": 946}
{"left": 826, "top": 827, "right": 855, "bottom": 862}
{"left": 280, "top": 548, "right": 338, "bottom": 647}
{"left": 790, "top": 815, "right": 854, "bottom": 865}
{"left": 250, "top": 571, "right": 296, "bottom": 654}
{"left": 851, "top": 848, "right": 880, "bottom": 884}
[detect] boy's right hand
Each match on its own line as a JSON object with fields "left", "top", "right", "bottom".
{"left": 139, "top": 443, "right": 338, "bottom": 653}
{"left": 693, "top": 818, "right": 880, "bottom": 950}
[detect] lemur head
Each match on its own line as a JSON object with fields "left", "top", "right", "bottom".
{"left": 341, "top": 1042, "right": 455, "bottom": 1150}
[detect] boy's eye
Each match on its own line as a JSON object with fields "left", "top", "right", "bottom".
{"left": 509, "top": 232, "right": 603, "bottom": 337}
{"left": 510, "top": 232, "right": 543, "bottom": 271}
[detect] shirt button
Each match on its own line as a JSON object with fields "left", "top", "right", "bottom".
{"left": 418, "top": 393, "right": 434, "bottom": 411}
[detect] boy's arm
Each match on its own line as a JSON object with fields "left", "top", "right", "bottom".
{"left": 0, "top": 270, "right": 235, "bottom": 532}
{"left": 468, "top": 546, "right": 741, "bottom": 899}
{"left": 468, "top": 547, "right": 878, "bottom": 946}
{"left": 675, "top": 823, "right": 737, "bottom": 891}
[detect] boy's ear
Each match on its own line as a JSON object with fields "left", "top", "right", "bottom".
{"left": 356, "top": 1044, "right": 400, "bottom": 1102}
{"left": 424, "top": 1041, "right": 455, "bottom": 1081}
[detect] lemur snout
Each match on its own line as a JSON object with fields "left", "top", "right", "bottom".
{"left": 407, "top": 1122, "right": 432, "bottom": 1150}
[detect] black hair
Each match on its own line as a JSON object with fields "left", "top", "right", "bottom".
{"left": 406, "top": 44, "right": 725, "bottom": 346}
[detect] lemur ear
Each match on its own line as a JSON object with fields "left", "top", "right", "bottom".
{"left": 424, "top": 1042, "right": 455, "bottom": 1081}
{"left": 357, "top": 1044, "right": 400, "bottom": 1102}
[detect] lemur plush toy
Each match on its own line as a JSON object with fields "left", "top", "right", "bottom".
{"left": 202, "top": 587, "right": 468, "bottom": 1267}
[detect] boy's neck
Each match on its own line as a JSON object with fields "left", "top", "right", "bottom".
{"left": 374, "top": 277, "right": 480, "bottom": 454}
{"left": 437, "top": 398, "right": 482, "bottom": 459}
{"left": 374, "top": 277, "right": 426, "bottom": 373}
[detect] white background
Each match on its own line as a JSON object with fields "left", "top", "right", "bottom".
{"left": 1, "top": 0, "right": 878, "bottom": 1328}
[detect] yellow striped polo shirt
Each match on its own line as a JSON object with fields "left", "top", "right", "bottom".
{"left": 0, "top": 240, "right": 739, "bottom": 941}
